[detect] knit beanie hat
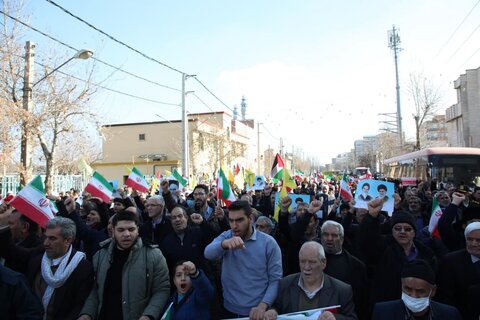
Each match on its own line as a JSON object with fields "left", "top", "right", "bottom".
{"left": 401, "top": 259, "right": 435, "bottom": 284}
{"left": 391, "top": 211, "right": 417, "bottom": 232}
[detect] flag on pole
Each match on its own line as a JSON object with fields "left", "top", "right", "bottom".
{"left": 150, "top": 177, "right": 159, "bottom": 196}
{"left": 172, "top": 168, "right": 188, "bottom": 187}
{"left": 77, "top": 157, "right": 94, "bottom": 177}
{"left": 359, "top": 168, "right": 373, "bottom": 180}
{"left": 339, "top": 173, "right": 353, "bottom": 201}
{"left": 160, "top": 302, "right": 173, "bottom": 320}
{"left": 85, "top": 171, "right": 114, "bottom": 203}
{"left": 218, "top": 167, "right": 236, "bottom": 207}
{"left": 274, "top": 177, "right": 289, "bottom": 222}
{"left": 235, "top": 163, "right": 240, "bottom": 176}
{"left": 428, "top": 197, "right": 443, "bottom": 240}
{"left": 8, "top": 176, "right": 55, "bottom": 228}
{"left": 125, "top": 167, "right": 149, "bottom": 193}
{"left": 270, "top": 153, "right": 284, "bottom": 180}
{"left": 165, "top": 170, "right": 172, "bottom": 178}
{"left": 283, "top": 168, "right": 297, "bottom": 193}
{"left": 244, "top": 169, "right": 256, "bottom": 189}
{"left": 228, "top": 169, "right": 235, "bottom": 185}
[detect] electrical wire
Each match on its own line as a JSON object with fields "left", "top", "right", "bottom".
{"left": 435, "top": 0, "right": 480, "bottom": 58}
{"left": 0, "top": 9, "right": 181, "bottom": 92}
{"left": 33, "top": 60, "right": 181, "bottom": 107}
{"left": 44, "top": 0, "right": 186, "bottom": 74}
{"left": 446, "top": 20, "right": 480, "bottom": 62}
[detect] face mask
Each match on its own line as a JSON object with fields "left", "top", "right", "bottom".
{"left": 401, "top": 292, "right": 430, "bottom": 313}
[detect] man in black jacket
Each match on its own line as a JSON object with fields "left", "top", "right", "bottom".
{"left": 437, "top": 221, "right": 480, "bottom": 320}
{"left": 320, "top": 220, "right": 368, "bottom": 320}
{"left": 372, "top": 259, "right": 462, "bottom": 320}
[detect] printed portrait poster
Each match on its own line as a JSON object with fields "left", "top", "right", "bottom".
{"left": 354, "top": 179, "right": 395, "bottom": 215}
{"left": 251, "top": 175, "right": 266, "bottom": 191}
{"left": 274, "top": 193, "right": 311, "bottom": 212}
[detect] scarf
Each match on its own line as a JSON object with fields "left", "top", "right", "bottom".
{"left": 41, "top": 245, "right": 86, "bottom": 315}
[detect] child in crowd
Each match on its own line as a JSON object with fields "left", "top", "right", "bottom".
{"left": 162, "top": 260, "right": 214, "bottom": 320}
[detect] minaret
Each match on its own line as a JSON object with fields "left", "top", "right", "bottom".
{"left": 241, "top": 96, "right": 247, "bottom": 120}
{"left": 233, "top": 105, "right": 238, "bottom": 120}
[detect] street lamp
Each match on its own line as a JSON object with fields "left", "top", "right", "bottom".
{"left": 20, "top": 41, "right": 93, "bottom": 186}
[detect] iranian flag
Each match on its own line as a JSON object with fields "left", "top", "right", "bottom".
{"left": 217, "top": 167, "right": 236, "bottom": 207}
{"left": 270, "top": 153, "right": 284, "bottom": 180}
{"left": 9, "top": 176, "right": 55, "bottom": 228}
{"left": 84, "top": 171, "right": 114, "bottom": 203}
{"left": 125, "top": 167, "right": 149, "bottom": 193}
{"left": 339, "top": 173, "right": 353, "bottom": 201}
{"left": 428, "top": 197, "right": 443, "bottom": 240}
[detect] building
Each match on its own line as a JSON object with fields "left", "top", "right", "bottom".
{"left": 421, "top": 114, "right": 448, "bottom": 147}
{"left": 93, "top": 111, "right": 256, "bottom": 187}
{"left": 446, "top": 67, "right": 480, "bottom": 147}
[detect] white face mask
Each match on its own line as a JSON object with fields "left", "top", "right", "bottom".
{"left": 401, "top": 292, "right": 430, "bottom": 313}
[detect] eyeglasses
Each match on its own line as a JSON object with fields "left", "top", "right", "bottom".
{"left": 145, "top": 204, "right": 160, "bottom": 207}
{"left": 193, "top": 192, "right": 206, "bottom": 196}
{"left": 393, "top": 225, "right": 414, "bottom": 232}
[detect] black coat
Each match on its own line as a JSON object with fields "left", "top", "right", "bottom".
{"left": 0, "top": 229, "right": 94, "bottom": 320}
{"left": 437, "top": 249, "right": 480, "bottom": 320}
{"left": 358, "top": 214, "right": 437, "bottom": 304}
{"left": 372, "top": 299, "right": 462, "bottom": 320}
{"left": 139, "top": 215, "right": 174, "bottom": 245}
{"left": 0, "top": 264, "right": 44, "bottom": 320}
{"left": 324, "top": 250, "right": 369, "bottom": 320}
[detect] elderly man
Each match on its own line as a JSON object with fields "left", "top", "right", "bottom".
{"left": 321, "top": 221, "right": 368, "bottom": 320}
{"left": 79, "top": 211, "right": 170, "bottom": 320}
{"left": 359, "top": 199, "right": 436, "bottom": 304}
{"left": 437, "top": 221, "right": 480, "bottom": 320}
{"left": 255, "top": 216, "right": 274, "bottom": 235}
{"left": 139, "top": 195, "right": 173, "bottom": 244}
{"left": 265, "top": 241, "right": 357, "bottom": 320}
{"left": 204, "top": 200, "right": 282, "bottom": 320}
{"left": 160, "top": 205, "right": 214, "bottom": 277}
{"left": 373, "top": 259, "right": 461, "bottom": 320}
{"left": 0, "top": 206, "right": 93, "bottom": 320}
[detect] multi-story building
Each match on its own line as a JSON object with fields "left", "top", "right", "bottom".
{"left": 421, "top": 114, "right": 448, "bottom": 147}
{"left": 93, "top": 111, "right": 256, "bottom": 187}
{"left": 446, "top": 67, "right": 480, "bottom": 147}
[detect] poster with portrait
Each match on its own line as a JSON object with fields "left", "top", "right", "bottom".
{"left": 354, "top": 179, "right": 395, "bottom": 215}
{"left": 250, "top": 175, "right": 266, "bottom": 191}
{"left": 274, "top": 193, "right": 311, "bottom": 212}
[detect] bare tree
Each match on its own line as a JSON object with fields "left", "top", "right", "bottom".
{"left": 409, "top": 73, "right": 442, "bottom": 150}
{"left": 1, "top": 0, "right": 102, "bottom": 193}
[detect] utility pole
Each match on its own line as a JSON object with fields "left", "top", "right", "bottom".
{"left": 257, "top": 123, "right": 262, "bottom": 174}
{"left": 181, "top": 73, "right": 195, "bottom": 179}
{"left": 388, "top": 25, "right": 403, "bottom": 148}
{"left": 20, "top": 41, "right": 35, "bottom": 186}
{"left": 279, "top": 137, "right": 284, "bottom": 158}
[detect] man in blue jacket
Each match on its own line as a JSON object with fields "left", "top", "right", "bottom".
{"left": 372, "top": 259, "right": 462, "bottom": 320}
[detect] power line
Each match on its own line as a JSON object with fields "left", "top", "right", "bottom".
{"left": 44, "top": 0, "right": 186, "bottom": 74}
{"left": 435, "top": 0, "right": 480, "bottom": 58}
{"left": 192, "top": 76, "right": 235, "bottom": 113}
{"left": 0, "top": 9, "right": 181, "bottom": 92}
{"left": 446, "top": 20, "right": 480, "bottom": 62}
{"left": 33, "top": 60, "right": 181, "bottom": 107}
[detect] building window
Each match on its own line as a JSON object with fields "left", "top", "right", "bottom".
{"left": 139, "top": 133, "right": 146, "bottom": 141}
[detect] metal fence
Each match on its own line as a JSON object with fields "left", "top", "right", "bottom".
{"left": 0, "top": 175, "right": 85, "bottom": 196}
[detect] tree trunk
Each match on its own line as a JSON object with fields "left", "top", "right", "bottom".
{"left": 44, "top": 154, "right": 54, "bottom": 194}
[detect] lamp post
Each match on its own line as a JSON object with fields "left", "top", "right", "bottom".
{"left": 19, "top": 42, "right": 93, "bottom": 186}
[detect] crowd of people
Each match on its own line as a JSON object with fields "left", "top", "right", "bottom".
{"left": 0, "top": 176, "right": 479, "bottom": 320}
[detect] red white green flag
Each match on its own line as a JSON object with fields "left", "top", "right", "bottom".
{"left": 339, "top": 173, "right": 353, "bottom": 201}
{"left": 217, "top": 167, "right": 236, "bottom": 207}
{"left": 428, "top": 197, "right": 443, "bottom": 239}
{"left": 125, "top": 167, "right": 149, "bottom": 193}
{"left": 9, "top": 176, "right": 55, "bottom": 228}
{"left": 84, "top": 171, "right": 114, "bottom": 202}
